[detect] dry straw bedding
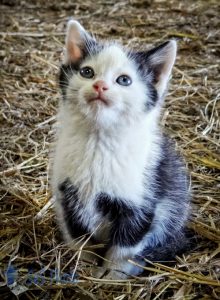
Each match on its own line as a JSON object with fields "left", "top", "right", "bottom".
{"left": 0, "top": 0, "right": 219, "bottom": 299}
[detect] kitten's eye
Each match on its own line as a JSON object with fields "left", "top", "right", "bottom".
{"left": 116, "top": 75, "right": 132, "bottom": 86}
{"left": 79, "top": 66, "right": 95, "bottom": 79}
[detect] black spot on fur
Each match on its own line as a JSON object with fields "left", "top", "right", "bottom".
{"left": 110, "top": 208, "right": 154, "bottom": 247}
{"left": 96, "top": 193, "right": 154, "bottom": 247}
{"left": 59, "top": 179, "right": 92, "bottom": 240}
{"left": 96, "top": 193, "right": 134, "bottom": 221}
{"left": 146, "top": 83, "right": 158, "bottom": 110}
{"left": 59, "top": 63, "right": 80, "bottom": 97}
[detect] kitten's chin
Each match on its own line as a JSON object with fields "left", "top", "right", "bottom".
{"left": 92, "top": 110, "right": 118, "bottom": 129}
{"left": 79, "top": 102, "right": 119, "bottom": 129}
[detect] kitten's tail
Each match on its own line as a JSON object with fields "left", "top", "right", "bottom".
{"left": 138, "top": 229, "right": 200, "bottom": 266}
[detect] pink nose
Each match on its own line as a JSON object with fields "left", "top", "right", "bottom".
{"left": 93, "top": 80, "right": 108, "bottom": 92}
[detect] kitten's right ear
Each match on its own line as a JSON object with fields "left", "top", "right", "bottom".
{"left": 64, "top": 20, "right": 91, "bottom": 64}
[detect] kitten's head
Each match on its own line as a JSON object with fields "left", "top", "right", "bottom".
{"left": 60, "top": 20, "right": 176, "bottom": 129}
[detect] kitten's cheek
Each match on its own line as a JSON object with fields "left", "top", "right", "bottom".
{"left": 112, "top": 98, "right": 124, "bottom": 113}
{"left": 78, "top": 90, "right": 88, "bottom": 105}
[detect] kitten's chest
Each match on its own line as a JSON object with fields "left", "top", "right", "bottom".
{"left": 54, "top": 129, "right": 147, "bottom": 204}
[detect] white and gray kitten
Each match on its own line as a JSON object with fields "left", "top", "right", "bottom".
{"left": 52, "top": 20, "right": 190, "bottom": 279}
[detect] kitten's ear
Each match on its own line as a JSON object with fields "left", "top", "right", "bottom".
{"left": 147, "top": 40, "right": 177, "bottom": 98}
{"left": 64, "top": 19, "right": 91, "bottom": 64}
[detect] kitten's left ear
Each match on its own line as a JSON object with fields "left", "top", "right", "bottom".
{"left": 64, "top": 19, "right": 92, "bottom": 64}
{"left": 147, "top": 40, "right": 177, "bottom": 98}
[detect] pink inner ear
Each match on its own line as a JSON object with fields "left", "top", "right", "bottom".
{"left": 67, "top": 41, "right": 82, "bottom": 63}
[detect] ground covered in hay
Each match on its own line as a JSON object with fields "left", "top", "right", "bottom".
{"left": 0, "top": 0, "right": 220, "bottom": 299}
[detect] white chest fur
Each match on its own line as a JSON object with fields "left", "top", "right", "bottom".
{"left": 52, "top": 104, "right": 162, "bottom": 207}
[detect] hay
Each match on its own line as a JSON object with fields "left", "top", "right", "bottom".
{"left": 0, "top": 0, "right": 219, "bottom": 299}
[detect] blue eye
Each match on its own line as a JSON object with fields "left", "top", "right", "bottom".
{"left": 80, "top": 66, "right": 94, "bottom": 79}
{"left": 116, "top": 75, "right": 132, "bottom": 86}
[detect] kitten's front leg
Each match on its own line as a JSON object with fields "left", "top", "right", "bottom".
{"left": 100, "top": 245, "right": 145, "bottom": 279}
{"left": 98, "top": 207, "right": 153, "bottom": 278}
{"left": 56, "top": 180, "right": 98, "bottom": 264}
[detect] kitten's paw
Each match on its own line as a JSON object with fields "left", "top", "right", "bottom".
{"left": 92, "top": 267, "right": 127, "bottom": 280}
{"left": 78, "top": 250, "right": 97, "bottom": 264}
{"left": 104, "top": 269, "right": 128, "bottom": 280}
{"left": 92, "top": 267, "right": 106, "bottom": 278}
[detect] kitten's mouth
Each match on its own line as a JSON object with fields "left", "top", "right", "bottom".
{"left": 87, "top": 96, "right": 109, "bottom": 106}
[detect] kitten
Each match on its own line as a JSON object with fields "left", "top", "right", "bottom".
{"left": 51, "top": 19, "right": 190, "bottom": 279}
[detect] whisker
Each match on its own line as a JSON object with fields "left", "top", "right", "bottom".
{"left": 69, "top": 64, "right": 76, "bottom": 77}
{"left": 60, "top": 66, "right": 71, "bottom": 80}
{"left": 59, "top": 81, "right": 70, "bottom": 86}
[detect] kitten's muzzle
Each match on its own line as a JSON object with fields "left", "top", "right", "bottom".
{"left": 88, "top": 80, "right": 110, "bottom": 105}
{"left": 87, "top": 94, "right": 109, "bottom": 106}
